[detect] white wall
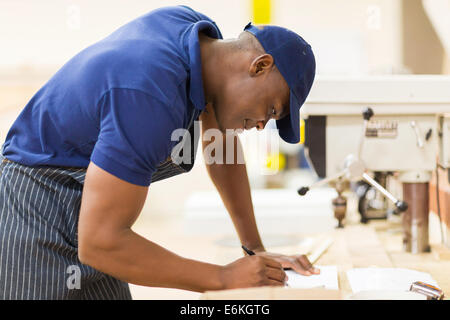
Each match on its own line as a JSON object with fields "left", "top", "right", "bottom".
{"left": 0, "top": 0, "right": 250, "bottom": 70}
{"left": 273, "top": 0, "right": 404, "bottom": 75}
{"left": 0, "top": 0, "right": 407, "bottom": 218}
{"left": 0, "top": 0, "right": 404, "bottom": 75}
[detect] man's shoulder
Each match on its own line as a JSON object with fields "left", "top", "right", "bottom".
{"left": 103, "top": 87, "right": 188, "bottom": 129}
{"left": 60, "top": 36, "right": 187, "bottom": 108}
{"left": 139, "top": 5, "right": 213, "bottom": 23}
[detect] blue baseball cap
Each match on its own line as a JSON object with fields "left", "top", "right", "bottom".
{"left": 244, "top": 22, "right": 316, "bottom": 144}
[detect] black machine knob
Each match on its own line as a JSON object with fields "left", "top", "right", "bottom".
{"left": 425, "top": 128, "right": 432, "bottom": 141}
{"left": 395, "top": 200, "right": 408, "bottom": 212}
{"left": 297, "top": 187, "right": 309, "bottom": 196}
{"left": 362, "top": 107, "right": 374, "bottom": 121}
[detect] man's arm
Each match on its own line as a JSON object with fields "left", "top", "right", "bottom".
{"left": 200, "top": 108, "right": 320, "bottom": 276}
{"left": 77, "top": 162, "right": 286, "bottom": 291}
{"left": 200, "top": 109, "right": 265, "bottom": 252}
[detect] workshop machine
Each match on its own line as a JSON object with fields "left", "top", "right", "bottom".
{"left": 298, "top": 75, "right": 450, "bottom": 253}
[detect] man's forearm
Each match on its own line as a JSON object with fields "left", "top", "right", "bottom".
{"left": 199, "top": 109, "right": 264, "bottom": 251}
{"left": 79, "top": 228, "right": 224, "bottom": 292}
{"left": 206, "top": 156, "right": 265, "bottom": 252}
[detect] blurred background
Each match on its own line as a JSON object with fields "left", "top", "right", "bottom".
{"left": 1, "top": 0, "right": 449, "bottom": 299}
{"left": 2, "top": 0, "right": 448, "bottom": 217}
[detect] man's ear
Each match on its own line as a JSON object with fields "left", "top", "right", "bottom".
{"left": 249, "top": 54, "right": 274, "bottom": 76}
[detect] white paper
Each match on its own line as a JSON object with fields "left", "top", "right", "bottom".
{"left": 286, "top": 265, "right": 339, "bottom": 290}
{"left": 346, "top": 268, "right": 440, "bottom": 293}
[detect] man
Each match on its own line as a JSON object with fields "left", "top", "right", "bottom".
{"left": 0, "top": 5, "right": 317, "bottom": 299}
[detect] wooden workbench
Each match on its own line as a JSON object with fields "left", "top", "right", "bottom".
{"left": 316, "top": 221, "right": 449, "bottom": 298}
{"left": 129, "top": 214, "right": 450, "bottom": 299}
{"left": 201, "top": 219, "right": 450, "bottom": 299}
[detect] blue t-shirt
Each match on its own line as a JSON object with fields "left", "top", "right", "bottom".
{"left": 2, "top": 6, "right": 223, "bottom": 186}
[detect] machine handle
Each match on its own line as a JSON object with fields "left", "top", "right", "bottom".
{"left": 410, "top": 121, "right": 424, "bottom": 148}
{"left": 362, "top": 172, "right": 408, "bottom": 212}
{"left": 298, "top": 170, "right": 346, "bottom": 196}
{"left": 358, "top": 107, "right": 374, "bottom": 158}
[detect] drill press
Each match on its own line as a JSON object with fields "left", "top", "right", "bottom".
{"left": 298, "top": 75, "right": 450, "bottom": 253}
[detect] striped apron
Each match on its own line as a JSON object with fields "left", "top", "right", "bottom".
{"left": 0, "top": 114, "right": 200, "bottom": 300}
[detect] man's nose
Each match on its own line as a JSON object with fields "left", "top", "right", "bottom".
{"left": 255, "top": 120, "right": 266, "bottom": 131}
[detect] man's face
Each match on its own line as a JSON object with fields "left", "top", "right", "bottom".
{"left": 211, "top": 64, "right": 290, "bottom": 133}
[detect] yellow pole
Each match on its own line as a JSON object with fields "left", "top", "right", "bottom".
{"left": 252, "top": 0, "right": 271, "bottom": 24}
{"left": 299, "top": 118, "right": 305, "bottom": 144}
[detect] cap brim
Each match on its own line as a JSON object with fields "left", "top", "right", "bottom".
{"left": 276, "top": 90, "right": 301, "bottom": 144}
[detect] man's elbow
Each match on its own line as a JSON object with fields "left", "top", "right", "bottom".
{"left": 77, "top": 239, "right": 94, "bottom": 266}
{"left": 77, "top": 229, "right": 118, "bottom": 267}
{"left": 77, "top": 236, "right": 97, "bottom": 266}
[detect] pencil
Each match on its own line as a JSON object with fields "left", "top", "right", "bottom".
{"left": 241, "top": 245, "right": 255, "bottom": 255}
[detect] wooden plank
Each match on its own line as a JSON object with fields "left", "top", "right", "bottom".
{"left": 307, "top": 235, "right": 333, "bottom": 264}
{"left": 431, "top": 243, "right": 450, "bottom": 260}
{"left": 201, "top": 286, "right": 341, "bottom": 300}
{"left": 343, "top": 225, "right": 393, "bottom": 268}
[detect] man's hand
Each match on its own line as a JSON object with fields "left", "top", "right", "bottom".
{"left": 249, "top": 251, "right": 320, "bottom": 276}
{"left": 220, "top": 255, "right": 287, "bottom": 288}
